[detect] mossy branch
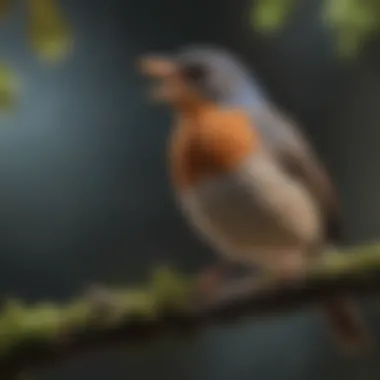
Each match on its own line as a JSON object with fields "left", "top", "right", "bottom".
{"left": 1, "top": 241, "right": 380, "bottom": 379}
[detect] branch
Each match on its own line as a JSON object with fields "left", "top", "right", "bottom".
{"left": 1, "top": 241, "right": 380, "bottom": 379}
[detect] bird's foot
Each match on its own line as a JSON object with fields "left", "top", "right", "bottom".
{"left": 193, "top": 263, "right": 231, "bottom": 304}
{"left": 267, "top": 250, "right": 309, "bottom": 287}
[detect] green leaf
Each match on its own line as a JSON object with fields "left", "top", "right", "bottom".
{"left": 0, "top": 63, "right": 19, "bottom": 113}
{"left": 0, "top": 0, "right": 11, "bottom": 21}
{"left": 28, "top": 0, "right": 74, "bottom": 64}
{"left": 252, "top": 0, "right": 296, "bottom": 33}
{"left": 335, "top": 30, "right": 366, "bottom": 58}
{"left": 323, "top": 0, "right": 380, "bottom": 58}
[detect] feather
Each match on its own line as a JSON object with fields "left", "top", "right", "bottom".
{"left": 253, "top": 106, "right": 342, "bottom": 243}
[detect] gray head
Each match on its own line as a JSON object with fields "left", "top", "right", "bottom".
{"left": 138, "top": 45, "right": 268, "bottom": 108}
{"left": 175, "top": 45, "right": 268, "bottom": 107}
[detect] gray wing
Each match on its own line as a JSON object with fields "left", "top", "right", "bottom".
{"left": 253, "top": 106, "right": 342, "bottom": 243}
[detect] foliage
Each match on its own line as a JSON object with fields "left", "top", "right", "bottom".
{"left": 28, "top": 0, "right": 73, "bottom": 63}
{"left": 252, "top": 0, "right": 380, "bottom": 58}
{"left": 0, "top": 0, "right": 72, "bottom": 113}
{"left": 0, "top": 0, "right": 11, "bottom": 20}
{"left": 2, "top": 0, "right": 380, "bottom": 112}
{"left": 252, "top": 0, "right": 297, "bottom": 33}
{"left": 0, "top": 63, "right": 18, "bottom": 112}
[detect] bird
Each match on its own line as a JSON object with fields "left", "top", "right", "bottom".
{"left": 138, "top": 45, "right": 371, "bottom": 354}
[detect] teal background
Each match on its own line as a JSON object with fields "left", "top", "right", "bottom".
{"left": 1, "top": 0, "right": 380, "bottom": 379}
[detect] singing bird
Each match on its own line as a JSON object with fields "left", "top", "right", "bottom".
{"left": 139, "top": 46, "right": 371, "bottom": 353}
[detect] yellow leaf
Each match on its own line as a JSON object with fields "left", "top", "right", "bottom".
{"left": 27, "top": 0, "right": 73, "bottom": 64}
{"left": 0, "top": 62, "right": 19, "bottom": 112}
{"left": 252, "top": 0, "right": 296, "bottom": 33}
{"left": 323, "top": 0, "right": 380, "bottom": 59}
{"left": 0, "top": 0, "right": 11, "bottom": 21}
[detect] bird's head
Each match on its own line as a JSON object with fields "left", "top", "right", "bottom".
{"left": 138, "top": 45, "right": 266, "bottom": 109}
{"left": 138, "top": 53, "right": 209, "bottom": 107}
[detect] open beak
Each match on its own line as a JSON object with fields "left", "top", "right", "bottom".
{"left": 138, "top": 55, "right": 182, "bottom": 102}
{"left": 138, "top": 55, "right": 177, "bottom": 78}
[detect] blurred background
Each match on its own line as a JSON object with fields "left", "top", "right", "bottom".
{"left": 1, "top": 0, "right": 380, "bottom": 379}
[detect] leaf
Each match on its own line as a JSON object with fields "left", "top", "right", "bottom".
{"left": 0, "top": 0, "right": 11, "bottom": 21}
{"left": 324, "top": 0, "right": 379, "bottom": 34}
{"left": 335, "top": 29, "right": 366, "bottom": 58}
{"left": 323, "top": 0, "right": 380, "bottom": 58}
{"left": 27, "top": 0, "right": 73, "bottom": 64}
{"left": 252, "top": 0, "right": 297, "bottom": 33}
{"left": 0, "top": 62, "right": 19, "bottom": 113}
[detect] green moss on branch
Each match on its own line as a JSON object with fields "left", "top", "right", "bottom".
{"left": 1, "top": 241, "right": 380, "bottom": 379}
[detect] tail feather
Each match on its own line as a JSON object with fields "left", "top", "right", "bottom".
{"left": 321, "top": 297, "right": 372, "bottom": 355}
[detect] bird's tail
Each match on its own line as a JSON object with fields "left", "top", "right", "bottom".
{"left": 320, "top": 296, "right": 372, "bottom": 355}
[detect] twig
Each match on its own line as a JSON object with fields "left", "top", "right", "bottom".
{"left": 1, "top": 241, "right": 380, "bottom": 378}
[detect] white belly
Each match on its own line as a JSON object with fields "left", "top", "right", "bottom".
{"left": 178, "top": 154, "right": 322, "bottom": 266}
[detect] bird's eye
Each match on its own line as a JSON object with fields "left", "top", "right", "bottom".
{"left": 181, "top": 63, "right": 207, "bottom": 82}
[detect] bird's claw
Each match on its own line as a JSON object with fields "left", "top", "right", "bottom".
{"left": 192, "top": 264, "right": 229, "bottom": 304}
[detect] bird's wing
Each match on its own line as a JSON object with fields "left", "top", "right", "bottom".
{"left": 253, "top": 106, "right": 342, "bottom": 243}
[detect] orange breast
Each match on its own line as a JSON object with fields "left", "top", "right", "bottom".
{"left": 169, "top": 107, "right": 260, "bottom": 192}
